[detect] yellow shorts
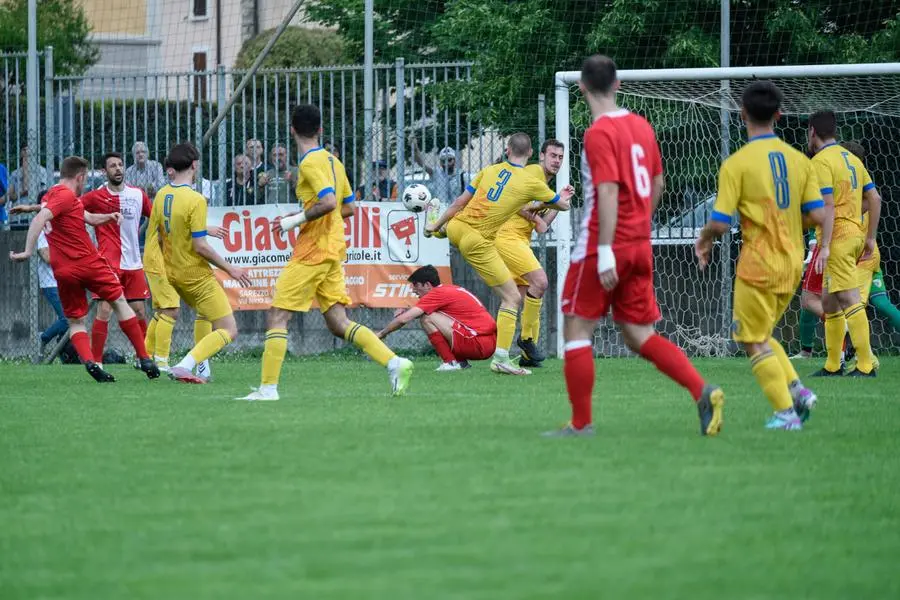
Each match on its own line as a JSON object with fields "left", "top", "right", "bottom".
{"left": 495, "top": 235, "right": 542, "bottom": 287}
{"left": 731, "top": 278, "right": 793, "bottom": 343}
{"left": 824, "top": 236, "right": 865, "bottom": 293}
{"left": 171, "top": 276, "right": 232, "bottom": 322}
{"left": 146, "top": 271, "right": 180, "bottom": 310}
{"left": 447, "top": 219, "right": 512, "bottom": 288}
{"left": 272, "top": 259, "right": 350, "bottom": 313}
{"left": 859, "top": 270, "right": 874, "bottom": 305}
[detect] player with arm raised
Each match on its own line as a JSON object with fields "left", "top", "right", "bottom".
{"left": 696, "top": 81, "right": 824, "bottom": 430}
{"left": 494, "top": 139, "right": 567, "bottom": 368}
{"left": 427, "top": 133, "right": 573, "bottom": 376}
{"left": 546, "top": 55, "right": 724, "bottom": 438}
{"left": 377, "top": 265, "right": 497, "bottom": 371}
{"left": 147, "top": 143, "right": 252, "bottom": 383}
{"left": 807, "top": 111, "right": 880, "bottom": 377}
{"left": 237, "top": 104, "right": 414, "bottom": 401}
{"left": 8, "top": 156, "right": 159, "bottom": 382}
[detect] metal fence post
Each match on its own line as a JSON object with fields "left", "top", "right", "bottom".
{"left": 26, "top": 0, "right": 40, "bottom": 362}
{"left": 44, "top": 46, "right": 54, "bottom": 174}
{"left": 395, "top": 58, "right": 406, "bottom": 199}
{"left": 217, "top": 65, "right": 227, "bottom": 203}
{"left": 536, "top": 93, "right": 548, "bottom": 349}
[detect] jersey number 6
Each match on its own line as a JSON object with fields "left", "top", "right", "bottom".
{"left": 631, "top": 144, "right": 652, "bottom": 199}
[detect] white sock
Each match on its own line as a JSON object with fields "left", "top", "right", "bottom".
{"left": 260, "top": 384, "right": 277, "bottom": 394}
{"left": 493, "top": 348, "right": 509, "bottom": 361}
{"left": 788, "top": 380, "right": 803, "bottom": 392}
{"left": 177, "top": 354, "right": 197, "bottom": 371}
{"left": 197, "top": 359, "right": 211, "bottom": 374}
{"left": 387, "top": 356, "right": 402, "bottom": 370}
{"left": 154, "top": 355, "right": 169, "bottom": 365}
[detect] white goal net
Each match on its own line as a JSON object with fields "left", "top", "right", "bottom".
{"left": 552, "top": 63, "right": 900, "bottom": 358}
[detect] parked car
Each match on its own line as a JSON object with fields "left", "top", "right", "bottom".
{"left": 651, "top": 194, "right": 738, "bottom": 245}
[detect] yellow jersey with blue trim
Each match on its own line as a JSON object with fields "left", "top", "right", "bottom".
{"left": 711, "top": 133, "right": 823, "bottom": 293}
{"left": 496, "top": 163, "right": 551, "bottom": 242}
{"left": 812, "top": 142, "right": 874, "bottom": 242}
{"left": 292, "top": 147, "right": 354, "bottom": 265}
{"left": 454, "top": 161, "right": 558, "bottom": 241}
{"left": 147, "top": 183, "right": 211, "bottom": 283}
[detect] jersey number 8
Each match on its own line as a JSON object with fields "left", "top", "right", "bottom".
{"left": 768, "top": 151, "right": 790, "bottom": 209}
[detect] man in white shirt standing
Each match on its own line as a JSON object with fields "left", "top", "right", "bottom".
{"left": 411, "top": 137, "right": 469, "bottom": 208}
{"left": 124, "top": 141, "right": 167, "bottom": 199}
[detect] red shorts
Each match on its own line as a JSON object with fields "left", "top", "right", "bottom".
{"left": 92, "top": 268, "right": 150, "bottom": 302}
{"left": 451, "top": 323, "right": 496, "bottom": 361}
{"left": 802, "top": 247, "right": 823, "bottom": 295}
{"left": 56, "top": 256, "right": 124, "bottom": 319}
{"left": 561, "top": 243, "right": 661, "bottom": 324}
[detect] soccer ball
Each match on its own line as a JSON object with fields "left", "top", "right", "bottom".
{"left": 402, "top": 183, "right": 432, "bottom": 212}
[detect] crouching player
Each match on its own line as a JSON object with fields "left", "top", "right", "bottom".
{"left": 377, "top": 265, "right": 497, "bottom": 371}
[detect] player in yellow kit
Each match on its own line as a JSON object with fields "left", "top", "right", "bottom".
{"left": 807, "top": 111, "right": 881, "bottom": 377}
{"left": 494, "top": 139, "right": 566, "bottom": 368}
{"left": 237, "top": 104, "right": 414, "bottom": 401}
{"left": 427, "top": 132, "right": 573, "bottom": 375}
{"left": 146, "top": 142, "right": 253, "bottom": 383}
{"left": 696, "top": 81, "right": 825, "bottom": 430}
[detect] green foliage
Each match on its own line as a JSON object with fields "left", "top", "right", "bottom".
{"left": 234, "top": 26, "right": 350, "bottom": 70}
{"left": 0, "top": 0, "right": 98, "bottom": 76}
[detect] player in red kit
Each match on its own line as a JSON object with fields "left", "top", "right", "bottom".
{"left": 377, "top": 265, "right": 497, "bottom": 371}
{"left": 8, "top": 156, "right": 159, "bottom": 383}
{"left": 545, "top": 55, "right": 724, "bottom": 437}
{"left": 81, "top": 152, "right": 153, "bottom": 364}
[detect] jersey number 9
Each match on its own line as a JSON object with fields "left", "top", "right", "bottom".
{"left": 768, "top": 151, "right": 790, "bottom": 209}
{"left": 162, "top": 194, "right": 174, "bottom": 233}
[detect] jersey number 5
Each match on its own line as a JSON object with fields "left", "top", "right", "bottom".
{"left": 162, "top": 194, "right": 174, "bottom": 233}
{"left": 840, "top": 151, "right": 858, "bottom": 189}
{"left": 631, "top": 144, "right": 652, "bottom": 199}
{"left": 768, "top": 151, "right": 790, "bottom": 209}
{"left": 487, "top": 169, "right": 512, "bottom": 202}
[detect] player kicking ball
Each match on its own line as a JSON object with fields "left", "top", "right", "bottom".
{"left": 546, "top": 55, "right": 723, "bottom": 438}
{"left": 427, "top": 133, "right": 572, "bottom": 376}
{"left": 9, "top": 156, "right": 159, "bottom": 382}
{"left": 696, "top": 80, "right": 824, "bottom": 430}
{"left": 237, "top": 104, "right": 414, "bottom": 401}
{"left": 147, "top": 143, "right": 253, "bottom": 383}
{"left": 377, "top": 265, "right": 497, "bottom": 371}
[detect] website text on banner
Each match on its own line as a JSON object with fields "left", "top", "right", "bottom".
{"left": 206, "top": 202, "right": 453, "bottom": 310}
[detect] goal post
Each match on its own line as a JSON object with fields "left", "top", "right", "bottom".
{"left": 552, "top": 62, "right": 900, "bottom": 358}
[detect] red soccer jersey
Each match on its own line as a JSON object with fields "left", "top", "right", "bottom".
{"left": 573, "top": 109, "right": 663, "bottom": 261}
{"left": 415, "top": 285, "right": 497, "bottom": 335}
{"left": 81, "top": 184, "right": 152, "bottom": 270}
{"left": 42, "top": 184, "right": 100, "bottom": 268}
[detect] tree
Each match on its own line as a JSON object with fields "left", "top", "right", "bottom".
{"left": 0, "top": 0, "right": 98, "bottom": 77}
{"left": 234, "top": 27, "right": 350, "bottom": 69}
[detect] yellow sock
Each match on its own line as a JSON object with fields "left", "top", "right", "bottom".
{"left": 767, "top": 337, "right": 799, "bottom": 386}
{"left": 824, "top": 312, "right": 846, "bottom": 372}
{"left": 521, "top": 295, "right": 542, "bottom": 342}
{"left": 845, "top": 303, "right": 875, "bottom": 372}
{"left": 261, "top": 328, "right": 288, "bottom": 385}
{"left": 344, "top": 322, "right": 395, "bottom": 367}
{"left": 189, "top": 329, "right": 232, "bottom": 363}
{"left": 144, "top": 314, "right": 158, "bottom": 357}
{"left": 155, "top": 313, "right": 176, "bottom": 363}
{"left": 194, "top": 318, "right": 213, "bottom": 345}
{"left": 496, "top": 307, "right": 518, "bottom": 352}
{"left": 750, "top": 350, "right": 793, "bottom": 411}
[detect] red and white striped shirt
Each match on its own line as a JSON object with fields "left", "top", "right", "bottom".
{"left": 81, "top": 184, "right": 152, "bottom": 271}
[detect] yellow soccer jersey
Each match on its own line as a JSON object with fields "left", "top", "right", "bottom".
{"left": 712, "top": 133, "right": 823, "bottom": 294}
{"left": 812, "top": 143, "right": 874, "bottom": 241}
{"left": 496, "top": 163, "right": 550, "bottom": 242}
{"left": 455, "top": 161, "right": 558, "bottom": 241}
{"left": 293, "top": 147, "right": 354, "bottom": 265}
{"left": 147, "top": 183, "right": 211, "bottom": 283}
{"left": 143, "top": 215, "right": 165, "bottom": 275}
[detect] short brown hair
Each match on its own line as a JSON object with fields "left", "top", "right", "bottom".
{"left": 166, "top": 142, "right": 200, "bottom": 172}
{"left": 741, "top": 81, "right": 783, "bottom": 124}
{"left": 809, "top": 110, "right": 837, "bottom": 140}
{"left": 842, "top": 140, "right": 866, "bottom": 164}
{"left": 101, "top": 151, "right": 123, "bottom": 169}
{"left": 581, "top": 54, "right": 617, "bottom": 94}
{"left": 541, "top": 139, "right": 564, "bottom": 154}
{"left": 507, "top": 132, "right": 532, "bottom": 157}
{"left": 59, "top": 156, "right": 89, "bottom": 179}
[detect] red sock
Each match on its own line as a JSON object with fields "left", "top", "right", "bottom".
{"left": 638, "top": 334, "right": 705, "bottom": 402}
{"left": 91, "top": 319, "right": 109, "bottom": 363}
{"left": 138, "top": 318, "right": 148, "bottom": 338}
{"left": 70, "top": 331, "right": 95, "bottom": 364}
{"left": 427, "top": 331, "right": 456, "bottom": 363}
{"left": 120, "top": 316, "right": 150, "bottom": 359}
{"left": 564, "top": 341, "right": 594, "bottom": 429}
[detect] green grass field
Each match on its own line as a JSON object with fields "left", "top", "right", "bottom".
{"left": 2, "top": 355, "right": 899, "bottom": 599}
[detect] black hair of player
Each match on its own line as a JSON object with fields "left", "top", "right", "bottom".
{"left": 166, "top": 142, "right": 200, "bottom": 172}
{"left": 541, "top": 139, "right": 564, "bottom": 154}
{"left": 741, "top": 81, "right": 783, "bottom": 124}
{"left": 408, "top": 265, "right": 441, "bottom": 287}
{"left": 292, "top": 104, "right": 321, "bottom": 138}
{"left": 842, "top": 140, "right": 866, "bottom": 164}
{"left": 507, "top": 132, "right": 532, "bottom": 158}
{"left": 101, "top": 151, "right": 123, "bottom": 169}
{"left": 60, "top": 156, "right": 89, "bottom": 179}
{"left": 809, "top": 110, "right": 837, "bottom": 140}
{"left": 581, "top": 54, "right": 617, "bottom": 94}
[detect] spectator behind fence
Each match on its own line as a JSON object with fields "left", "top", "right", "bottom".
{"left": 258, "top": 144, "right": 298, "bottom": 204}
{"left": 36, "top": 230, "right": 69, "bottom": 352}
{"left": 411, "top": 137, "right": 469, "bottom": 207}
{"left": 226, "top": 154, "right": 252, "bottom": 206}
{"left": 324, "top": 139, "right": 353, "bottom": 191}
{"left": 356, "top": 160, "right": 398, "bottom": 202}
{"left": 125, "top": 141, "right": 167, "bottom": 199}
{"left": 6, "top": 146, "right": 50, "bottom": 229}
{"left": 0, "top": 160, "right": 9, "bottom": 230}
{"left": 245, "top": 138, "right": 269, "bottom": 204}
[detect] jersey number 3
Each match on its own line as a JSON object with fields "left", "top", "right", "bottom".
{"left": 162, "top": 194, "right": 174, "bottom": 233}
{"left": 768, "top": 151, "right": 790, "bottom": 209}
{"left": 487, "top": 169, "right": 512, "bottom": 202}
